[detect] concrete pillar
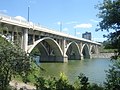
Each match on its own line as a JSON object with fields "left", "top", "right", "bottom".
{"left": 89, "top": 53, "right": 92, "bottom": 59}
{"left": 62, "top": 38, "right": 68, "bottom": 62}
{"left": 80, "top": 54, "right": 84, "bottom": 60}
{"left": 23, "top": 28, "right": 28, "bottom": 52}
{"left": 79, "top": 42, "right": 82, "bottom": 52}
{"left": 89, "top": 44, "right": 92, "bottom": 59}
{"left": 79, "top": 42, "right": 84, "bottom": 60}
{"left": 11, "top": 31, "right": 14, "bottom": 42}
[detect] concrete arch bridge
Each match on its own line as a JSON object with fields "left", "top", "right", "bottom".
{"left": 0, "top": 14, "right": 101, "bottom": 62}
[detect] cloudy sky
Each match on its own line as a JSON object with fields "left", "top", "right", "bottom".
{"left": 0, "top": 0, "right": 109, "bottom": 42}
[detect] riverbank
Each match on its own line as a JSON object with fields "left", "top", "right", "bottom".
{"left": 92, "top": 53, "right": 114, "bottom": 58}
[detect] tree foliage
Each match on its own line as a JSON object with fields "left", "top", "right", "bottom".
{"left": 96, "top": 0, "right": 120, "bottom": 59}
{"left": 0, "top": 36, "right": 31, "bottom": 90}
{"left": 96, "top": 1, "right": 120, "bottom": 90}
{"left": 34, "top": 72, "right": 74, "bottom": 90}
{"left": 104, "top": 60, "right": 120, "bottom": 90}
{"left": 96, "top": 0, "right": 120, "bottom": 31}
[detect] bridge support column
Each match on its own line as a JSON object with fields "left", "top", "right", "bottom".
{"left": 11, "top": 31, "right": 14, "bottom": 42}
{"left": 80, "top": 54, "right": 84, "bottom": 60}
{"left": 79, "top": 42, "right": 84, "bottom": 60}
{"left": 62, "top": 55, "right": 68, "bottom": 62}
{"left": 62, "top": 38, "right": 68, "bottom": 62}
{"left": 23, "top": 28, "right": 28, "bottom": 52}
{"left": 89, "top": 54, "right": 92, "bottom": 59}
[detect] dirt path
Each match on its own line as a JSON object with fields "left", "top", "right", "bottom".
{"left": 10, "top": 80, "right": 36, "bottom": 90}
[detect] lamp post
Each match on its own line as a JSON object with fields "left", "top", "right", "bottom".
{"left": 27, "top": 6, "right": 30, "bottom": 22}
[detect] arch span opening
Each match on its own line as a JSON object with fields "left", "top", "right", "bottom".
{"left": 66, "top": 42, "right": 81, "bottom": 60}
{"left": 82, "top": 44, "right": 90, "bottom": 59}
{"left": 28, "top": 37, "right": 63, "bottom": 62}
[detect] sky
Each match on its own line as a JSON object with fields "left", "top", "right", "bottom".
{"left": 0, "top": 0, "right": 109, "bottom": 42}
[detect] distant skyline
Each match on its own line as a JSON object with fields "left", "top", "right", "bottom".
{"left": 0, "top": 0, "right": 109, "bottom": 42}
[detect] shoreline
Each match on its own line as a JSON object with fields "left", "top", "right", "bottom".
{"left": 92, "top": 53, "right": 114, "bottom": 58}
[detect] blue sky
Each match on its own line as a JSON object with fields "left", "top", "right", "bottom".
{"left": 0, "top": 0, "right": 109, "bottom": 42}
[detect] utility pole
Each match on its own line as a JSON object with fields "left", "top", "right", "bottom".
{"left": 28, "top": 6, "right": 30, "bottom": 22}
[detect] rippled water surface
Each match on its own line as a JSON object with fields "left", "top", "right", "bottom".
{"left": 39, "top": 58, "right": 112, "bottom": 84}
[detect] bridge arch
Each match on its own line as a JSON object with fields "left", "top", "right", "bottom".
{"left": 81, "top": 44, "right": 90, "bottom": 59}
{"left": 65, "top": 41, "right": 81, "bottom": 60}
{"left": 28, "top": 37, "right": 63, "bottom": 62}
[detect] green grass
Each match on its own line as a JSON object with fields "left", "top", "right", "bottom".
{"left": 99, "top": 47, "right": 117, "bottom": 53}
{"left": 100, "top": 49, "right": 116, "bottom": 53}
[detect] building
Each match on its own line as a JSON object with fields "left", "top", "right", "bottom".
{"left": 82, "top": 32, "right": 92, "bottom": 40}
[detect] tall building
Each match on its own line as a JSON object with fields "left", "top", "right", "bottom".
{"left": 82, "top": 32, "right": 92, "bottom": 40}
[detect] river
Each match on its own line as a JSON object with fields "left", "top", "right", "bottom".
{"left": 37, "top": 58, "right": 112, "bottom": 84}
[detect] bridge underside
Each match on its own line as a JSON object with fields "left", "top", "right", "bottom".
{"left": 30, "top": 39, "right": 67, "bottom": 62}
{"left": 82, "top": 44, "right": 90, "bottom": 59}
{"left": 66, "top": 43, "right": 81, "bottom": 60}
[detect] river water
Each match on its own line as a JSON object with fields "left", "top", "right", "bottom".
{"left": 38, "top": 58, "right": 112, "bottom": 84}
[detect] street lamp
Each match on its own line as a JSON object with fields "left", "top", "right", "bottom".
{"left": 27, "top": 6, "right": 30, "bottom": 22}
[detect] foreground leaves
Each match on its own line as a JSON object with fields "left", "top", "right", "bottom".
{"left": 0, "top": 36, "right": 31, "bottom": 90}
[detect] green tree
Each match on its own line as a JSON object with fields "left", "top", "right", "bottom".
{"left": 104, "top": 60, "right": 120, "bottom": 90}
{"left": 0, "top": 36, "right": 31, "bottom": 90}
{"left": 78, "top": 73, "right": 89, "bottom": 90}
{"left": 96, "top": 0, "right": 120, "bottom": 59}
{"left": 96, "top": 0, "right": 120, "bottom": 90}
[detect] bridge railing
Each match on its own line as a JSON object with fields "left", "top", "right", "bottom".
{"left": 0, "top": 13, "right": 29, "bottom": 26}
{"left": 0, "top": 13, "right": 65, "bottom": 32}
{"left": 0, "top": 13, "right": 60, "bottom": 33}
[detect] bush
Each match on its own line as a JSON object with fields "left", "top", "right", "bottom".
{"left": 104, "top": 60, "right": 120, "bottom": 90}
{"left": 0, "top": 36, "right": 31, "bottom": 90}
{"left": 34, "top": 72, "right": 74, "bottom": 90}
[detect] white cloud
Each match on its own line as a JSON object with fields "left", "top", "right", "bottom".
{"left": 0, "top": 10, "right": 7, "bottom": 13}
{"left": 74, "top": 23, "right": 92, "bottom": 29}
{"left": 15, "top": 16, "right": 27, "bottom": 21}
{"left": 90, "top": 19, "right": 99, "bottom": 23}
{"left": 63, "top": 28, "right": 68, "bottom": 31}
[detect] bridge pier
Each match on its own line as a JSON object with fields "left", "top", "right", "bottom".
{"left": 23, "top": 28, "right": 28, "bottom": 52}
{"left": 62, "top": 55, "right": 68, "bottom": 62}
{"left": 80, "top": 54, "right": 84, "bottom": 60}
